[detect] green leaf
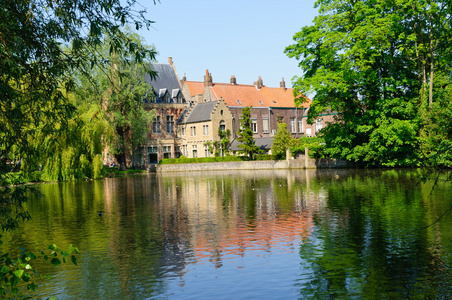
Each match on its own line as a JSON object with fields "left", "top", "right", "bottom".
{"left": 51, "top": 258, "right": 61, "bottom": 266}
{"left": 48, "top": 244, "right": 58, "bottom": 251}
{"left": 13, "top": 270, "right": 24, "bottom": 278}
{"left": 1, "top": 266, "right": 10, "bottom": 273}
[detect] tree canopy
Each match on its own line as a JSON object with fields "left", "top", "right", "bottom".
{"left": 1, "top": 1, "right": 157, "bottom": 296}
{"left": 1, "top": 0, "right": 157, "bottom": 175}
{"left": 237, "top": 107, "right": 261, "bottom": 160}
{"left": 271, "top": 123, "right": 292, "bottom": 160}
{"left": 286, "top": 0, "right": 452, "bottom": 167}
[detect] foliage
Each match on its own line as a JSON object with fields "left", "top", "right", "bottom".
{"left": 217, "top": 128, "right": 231, "bottom": 157}
{"left": 254, "top": 154, "right": 273, "bottom": 161}
{"left": 0, "top": 239, "right": 80, "bottom": 299}
{"left": 236, "top": 107, "right": 262, "bottom": 160}
{"left": 159, "top": 156, "right": 245, "bottom": 165}
{"left": 271, "top": 123, "right": 293, "bottom": 160}
{"left": 419, "top": 92, "right": 452, "bottom": 167}
{"left": 0, "top": 182, "right": 33, "bottom": 232}
{"left": 285, "top": 0, "right": 452, "bottom": 167}
{"left": 291, "top": 137, "right": 326, "bottom": 159}
{"left": 1, "top": 0, "right": 157, "bottom": 297}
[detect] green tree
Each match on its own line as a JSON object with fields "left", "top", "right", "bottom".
{"left": 237, "top": 106, "right": 261, "bottom": 160}
{"left": 217, "top": 127, "right": 231, "bottom": 157}
{"left": 1, "top": 0, "right": 157, "bottom": 297}
{"left": 271, "top": 123, "right": 292, "bottom": 160}
{"left": 285, "top": 0, "right": 452, "bottom": 167}
{"left": 98, "top": 32, "right": 156, "bottom": 170}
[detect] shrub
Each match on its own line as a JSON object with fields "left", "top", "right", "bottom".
{"left": 291, "top": 137, "right": 326, "bottom": 158}
{"left": 255, "top": 154, "right": 272, "bottom": 161}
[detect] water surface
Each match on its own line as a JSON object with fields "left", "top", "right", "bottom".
{"left": 2, "top": 169, "right": 452, "bottom": 299}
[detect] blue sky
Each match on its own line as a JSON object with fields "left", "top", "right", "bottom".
{"left": 138, "top": 0, "right": 318, "bottom": 88}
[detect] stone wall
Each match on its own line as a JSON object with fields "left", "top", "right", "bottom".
{"left": 155, "top": 157, "right": 352, "bottom": 173}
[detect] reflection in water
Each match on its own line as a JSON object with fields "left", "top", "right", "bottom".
{"left": 1, "top": 169, "right": 451, "bottom": 299}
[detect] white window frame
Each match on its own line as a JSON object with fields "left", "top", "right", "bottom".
{"left": 290, "top": 118, "right": 296, "bottom": 133}
{"left": 316, "top": 119, "right": 323, "bottom": 132}
{"left": 251, "top": 118, "right": 258, "bottom": 133}
{"left": 262, "top": 118, "right": 269, "bottom": 133}
{"left": 190, "top": 126, "right": 196, "bottom": 136}
{"left": 203, "top": 125, "right": 209, "bottom": 135}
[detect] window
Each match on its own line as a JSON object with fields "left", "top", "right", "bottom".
{"left": 306, "top": 128, "right": 312, "bottom": 137}
{"left": 251, "top": 118, "right": 258, "bottom": 133}
{"left": 259, "top": 101, "right": 264, "bottom": 106}
{"left": 219, "top": 121, "right": 226, "bottom": 132}
{"left": 277, "top": 116, "right": 283, "bottom": 123}
{"left": 163, "top": 146, "right": 171, "bottom": 159}
{"left": 298, "top": 119, "right": 303, "bottom": 133}
{"left": 190, "top": 126, "right": 196, "bottom": 136}
{"left": 237, "top": 100, "right": 242, "bottom": 105}
{"left": 203, "top": 125, "right": 209, "bottom": 135}
{"left": 220, "top": 110, "right": 223, "bottom": 115}
{"left": 192, "top": 145, "right": 197, "bottom": 158}
{"left": 290, "top": 118, "right": 296, "bottom": 133}
{"left": 262, "top": 118, "right": 269, "bottom": 133}
{"left": 148, "top": 146, "right": 157, "bottom": 153}
{"left": 316, "top": 119, "right": 323, "bottom": 132}
{"left": 205, "top": 145, "right": 210, "bottom": 157}
{"left": 166, "top": 116, "right": 174, "bottom": 134}
{"left": 181, "top": 126, "right": 186, "bottom": 136}
{"left": 152, "top": 116, "right": 161, "bottom": 133}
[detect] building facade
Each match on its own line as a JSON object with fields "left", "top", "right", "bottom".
{"left": 181, "top": 71, "right": 335, "bottom": 153}
{"left": 138, "top": 58, "right": 189, "bottom": 168}
{"left": 177, "top": 99, "right": 233, "bottom": 158}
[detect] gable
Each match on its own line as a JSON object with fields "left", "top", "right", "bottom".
{"left": 185, "top": 101, "right": 218, "bottom": 123}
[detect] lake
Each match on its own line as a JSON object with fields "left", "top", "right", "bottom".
{"left": 1, "top": 169, "right": 452, "bottom": 299}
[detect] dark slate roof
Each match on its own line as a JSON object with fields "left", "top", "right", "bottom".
{"left": 185, "top": 101, "right": 218, "bottom": 123}
{"left": 145, "top": 63, "right": 181, "bottom": 93}
{"left": 229, "top": 137, "right": 273, "bottom": 151}
{"left": 176, "top": 109, "right": 188, "bottom": 124}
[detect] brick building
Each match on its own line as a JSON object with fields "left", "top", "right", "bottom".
{"left": 181, "top": 71, "right": 335, "bottom": 152}
{"left": 138, "top": 58, "right": 189, "bottom": 167}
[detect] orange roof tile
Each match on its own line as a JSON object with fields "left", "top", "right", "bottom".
{"left": 260, "top": 86, "right": 311, "bottom": 108}
{"left": 185, "top": 81, "right": 311, "bottom": 108}
{"left": 185, "top": 81, "right": 205, "bottom": 96}
{"left": 209, "top": 83, "right": 269, "bottom": 107}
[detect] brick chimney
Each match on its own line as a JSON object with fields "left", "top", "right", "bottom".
{"left": 230, "top": 75, "right": 237, "bottom": 85}
{"left": 204, "top": 69, "right": 213, "bottom": 87}
{"left": 280, "top": 77, "right": 286, "bottom": 90}
{"left": 254, "top": 76, "right": 263, "bottom": 89}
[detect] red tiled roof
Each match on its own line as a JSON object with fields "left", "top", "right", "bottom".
{"left": 185, "top": 81, "right": 311, "bottom": 108}
{"left": 260, "top": 86, "right": 311, "bottom": 108}
{"left": 209, "top": 83, "right": 269, "bottom": 107}
{"left": 185, "top": 81, "right": 205, "bottom": 96}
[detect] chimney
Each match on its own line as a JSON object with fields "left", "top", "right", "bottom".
{"left": 182, "top": 73, "right": 186, "bottom": 82}
{"left": 204, "top": 69, "right": 213, "bottom": 87}
{"left": 280, "top": 77, "right": 286, "bottom": 90}
{"left": 230, "top": 75, "right": 237, "bottom": 85}
{"left": 254, "top": 76, "right": 263, "bottom": 89}
{"left": 168, "top": 57, "right": 173, "bottom": 65}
